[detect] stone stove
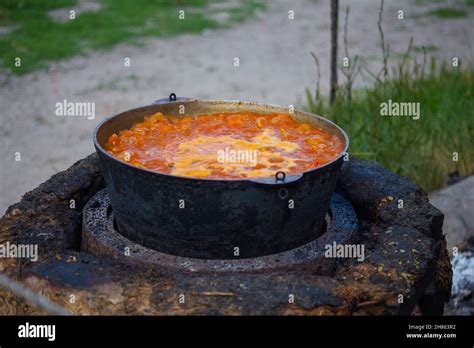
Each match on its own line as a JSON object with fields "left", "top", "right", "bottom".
{"left": 0, "top": 155, "right": 452, "bottom": 315}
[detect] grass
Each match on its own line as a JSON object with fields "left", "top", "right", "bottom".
{"left": 0, "top": 0, "right": 265, "bottom": 74}
{"left": 305, "top": 62, "right": 474, "bottom": 192}
{"left": 411, "top": 0, "right": 473, "bottom": 19}
{"left": 413, "top": 44, "right": 439, "bottom": 53}
{"left": 414, "top": 0, "right": 474, "bottom": 6}
{"left": 223, "top": 0, "right": 265, "bottom": 22}
{"left": 427, "top": 7, "right": 467, "bottom": 18}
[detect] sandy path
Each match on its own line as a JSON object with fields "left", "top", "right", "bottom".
{"left": 0, "top": 0, "right": 473, "bottom": 214}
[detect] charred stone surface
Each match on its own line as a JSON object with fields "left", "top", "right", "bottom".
{"left": 0, "top": 155, "right": 452, "bottom": 315}
{"left": 338, "top": 159, "right": 443, "bottom": 238}
{"left": 0, "top": 154, "right": 104, "bottom": 254}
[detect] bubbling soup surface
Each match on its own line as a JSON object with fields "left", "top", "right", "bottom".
{"left": 105, "top": 111, "right": 344, "bottom": 179}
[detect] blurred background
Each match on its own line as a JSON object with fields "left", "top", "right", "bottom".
{"left": 0, "top": 0, "right": 473, "bottom": 313}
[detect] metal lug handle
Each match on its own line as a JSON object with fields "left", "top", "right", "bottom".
{"left": 153, "top": 93, "right": 194, "bottom": 104}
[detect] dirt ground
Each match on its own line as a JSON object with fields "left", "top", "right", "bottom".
{"left": 0, "top": 0, "right": 473, "bottom": 214}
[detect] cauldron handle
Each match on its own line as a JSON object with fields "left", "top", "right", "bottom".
{"left": 248, "top": 171, "right": 303, "bottom": 185}
{"left": 153, "top": 93, "right": 194, "bottom": 104}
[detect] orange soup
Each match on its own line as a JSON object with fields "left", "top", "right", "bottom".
{"left": 105, "top": 111, "right": 344, "bottom": 179}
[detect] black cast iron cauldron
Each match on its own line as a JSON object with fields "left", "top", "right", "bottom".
{"left": 93, "top": 96, "right": 349, "bottom": 259}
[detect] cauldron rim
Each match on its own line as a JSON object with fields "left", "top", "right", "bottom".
{"left": 93, "top": 98, "right": 350, "bottom": 183}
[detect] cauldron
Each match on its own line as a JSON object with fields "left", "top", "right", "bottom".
{"left": 93, "top": 96, "right": 349, "bottom": 259}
